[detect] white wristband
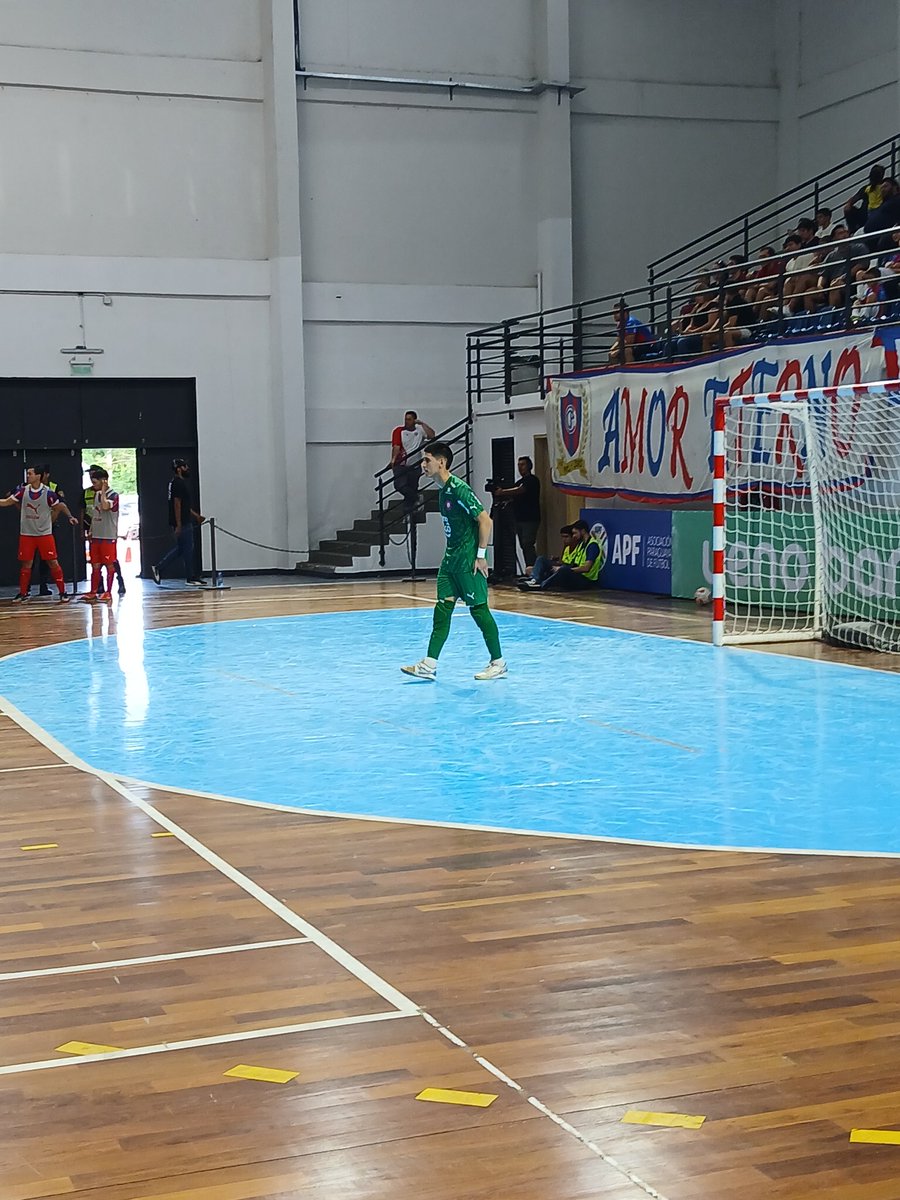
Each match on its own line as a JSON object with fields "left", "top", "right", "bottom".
{"left": 476, "top": 548, "right": 487, "bottom": 559}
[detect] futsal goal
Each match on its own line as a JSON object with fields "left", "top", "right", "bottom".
{"left": 712, "top": 380, "right": 900, "bottom": 652}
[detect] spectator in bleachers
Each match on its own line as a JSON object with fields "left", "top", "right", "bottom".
{"left": 817, "top": 225, "right": 853, "bottom": 309}
{"left": 852, "top": 267, "right": 886, "bottom": 325}
{"left": 672, "top": 278, "right": 717, "bottom": 357}
{"left": 701, "top": 283, "right": 756, "bottom": 352}
{"left": 844, "top": 163, "right": 885, "bottom": 235}
{"left": 743, "top": 246, "right": 778, "bottom": 309}
{"left": 863, "top": 177, "right": 900, "bottom": 248}
{"left": 815, "top": 208, "right": 835, "bottom": 241}
{"left": 782, "top": 233, "right": 820, "bottom": 313}
{"left": 607, "top": 300, "right": 654, "bottom": 365}
{"left": 796, "top": 218, "right": 819, "bottom": 250}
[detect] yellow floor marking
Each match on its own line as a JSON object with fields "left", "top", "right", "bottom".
{"left": 850, "top": 1128, "right": 900, "bottom": 1146}
{"left": 416, "top": 1087, "right": 498, "bottom": 1108}
{"left": 151, "top": 831, "right": 175, "bottom": 838}
{"left": 224, "top": 1064, "right": 299, "bottom": 1085}
{"left": 56, "top": 1040, "right": 124, "bottom": 1056}
{"left": 20, "top": 843, "right": 58, "bottom": 851}
{"left": 622, "top": 1110, "right": 706, "bottom": 1129}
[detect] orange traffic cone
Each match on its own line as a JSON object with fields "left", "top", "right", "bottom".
{"left": 124, "top": 543, "right": 132, "bottom": 564}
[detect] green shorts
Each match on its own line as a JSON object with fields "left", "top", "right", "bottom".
{"left": 437, "top": 557, "right": 489, "bottom": 608}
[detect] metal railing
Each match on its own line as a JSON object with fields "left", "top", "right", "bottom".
{"left": 648, "top": 132, "right": 900, "bottom": 298}
{"left": 468, "top": 136, "right": 900, "bottom": 407}
{"left": 468, "top": 224, "right": 900, "bottom": 406}
{"left": 373, "top": 413, "right": 473, "bottom": 568}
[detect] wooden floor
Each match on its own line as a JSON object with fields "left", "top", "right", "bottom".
{"left": 2, "top": 580, "right": 900, "bottom": 1199}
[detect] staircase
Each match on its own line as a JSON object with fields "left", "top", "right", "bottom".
{"left": 299, "top": 487, "right": 441, "bottom": 575}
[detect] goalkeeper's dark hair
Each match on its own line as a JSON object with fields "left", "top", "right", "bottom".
{"left": 425, "top": 441, "right": 453, "bottom": 469}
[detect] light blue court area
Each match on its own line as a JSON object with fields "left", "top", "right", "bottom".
{"left": 1, "top": 607, "right": 899, "bottom": 855}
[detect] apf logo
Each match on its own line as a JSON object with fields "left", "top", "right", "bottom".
{"left": 611, "top": 532, "right": 642, "bottom": 567}
{"left": 560, "top": 390, "right": 583, "bottom": 458}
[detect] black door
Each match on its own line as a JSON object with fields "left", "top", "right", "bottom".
{"left": 136, "top": 448, "right": 202, "bottom": 579}
{"left": 490, "top": 436, "right": 518, "bottom": 579}
{"left": 0, "top": 450, "right": 25, "bottom": 588}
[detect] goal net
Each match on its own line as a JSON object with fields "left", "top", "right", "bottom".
{"left": 713, "top": 381, "right": 900, "bottom": 651}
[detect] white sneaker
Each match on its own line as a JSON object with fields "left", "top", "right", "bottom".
{"left": 474, "top": 659, "right": 508, "bottom": 680}
{"left": 400, "top": 660, "right": 437, "bottom": 681}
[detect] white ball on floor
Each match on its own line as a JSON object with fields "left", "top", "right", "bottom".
{"left": 694, "top": 586, "right": 712, "bottom": 605}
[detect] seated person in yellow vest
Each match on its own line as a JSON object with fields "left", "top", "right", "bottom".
{"left": 517, "top": 524, "right": 576, "bottom": 589}
{"left": 529, "top": 519, "right": 604, "bottom": 591}
{"left": 0, "top": 463, "right": 79, "bottom": 602}
{"left": 83, "top": 465, "right": 126, "bottom": 596}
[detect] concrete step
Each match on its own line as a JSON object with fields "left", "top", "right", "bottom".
{"left": 319, "top": 538, "right": 380, "bottom": 558}
{"left": 305, "top": 549, "right": 356, "bottom": 567}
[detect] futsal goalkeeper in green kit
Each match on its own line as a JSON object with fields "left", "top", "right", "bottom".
{"left": 401, "top": 441, "right": 507, "bottom": 681}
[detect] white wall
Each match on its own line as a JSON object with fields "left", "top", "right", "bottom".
{"left": 779, "top": 0, "right": 900, "bottom": 189}
{"left": 0, "top": 0, "right": 263, "bottom": 60}
{"left": 570, "top": 0, "right": 779, "bottom": 298}
{"left": 296, "top": 0, "right": 554, "bottom": 547}
{"left": 0, "top": 1, "right": 308, "bottom": 572}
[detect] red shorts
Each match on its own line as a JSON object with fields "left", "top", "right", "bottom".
{"left": 90, "top": 539, "right": 117, "bottom": 566}
{"left": 18, "top": 534, "right": 57, "bottom": 563}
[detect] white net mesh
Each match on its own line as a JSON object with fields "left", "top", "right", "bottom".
{"left": 721, "top": 384, "right": 900, "bottom": 651}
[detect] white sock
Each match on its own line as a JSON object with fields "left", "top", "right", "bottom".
{"left": 423, "top": 656, "right": 438, "bottom": 668}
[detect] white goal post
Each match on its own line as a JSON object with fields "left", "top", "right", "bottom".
{"left": 712, "top": 380, "right": 900, "bottom": 652}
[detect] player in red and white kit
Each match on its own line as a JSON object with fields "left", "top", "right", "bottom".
{"left": 0, "top": 464, "right": 79, "bottom": 603}
{"left": 83, "top": 466, "right": 120, "bottom": 604}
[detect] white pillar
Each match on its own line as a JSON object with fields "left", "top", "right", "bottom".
{"left": 776, "top": 0, "right": 801, "bottom": 196}
{"left": 261, "top": 0, "right": 309, "bottom": 565}
{"left": 534, "top": 0, "right": 573, "bottom": 312}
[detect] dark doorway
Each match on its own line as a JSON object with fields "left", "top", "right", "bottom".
{"left": 137, "top": 449, "right": 202, "bottom": 580}
{"left": 0, "top": 379, "right": 197, "bottom": 589}
{"left": 490, "top": 436, "right": 518, "bottom": 580}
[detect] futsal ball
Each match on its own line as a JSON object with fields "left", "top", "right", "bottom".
{"left": 589, "top": 522, "right": 609, "bottom": 570}
{"left": 694, "top": 586, "right": 712, "bottom": 605}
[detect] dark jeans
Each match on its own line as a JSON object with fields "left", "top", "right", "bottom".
{"left": 515, "top": 520, "right": 540, "bottom": 568}
{"left": 156, "top": 523, "right": 195, "bottom": 580}
{"left": 540, "top": 564, "right": 597, "bottom": 591}
{"left": 393, "top": 464, "right": 421, "bottom": 511}
{"left": 531, "top": 554, "right": 555, "bottom": 584}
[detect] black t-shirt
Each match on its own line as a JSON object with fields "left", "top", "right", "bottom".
{"left": 513, "top": 473, "right": 541, "bottom": 522}
{"left": 167, "top": 475, "right": 195, "bottom": 528}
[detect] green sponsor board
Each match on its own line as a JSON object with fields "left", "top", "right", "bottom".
{"left": 671, "top": 511, "right": 711, "bottom": 599}
{"left": 671, "top": 508, "right": 900, "bottom": 617}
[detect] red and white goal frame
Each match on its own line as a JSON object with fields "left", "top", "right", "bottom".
{"left": 711, "top": 380, "right": 899, "bottom": 648}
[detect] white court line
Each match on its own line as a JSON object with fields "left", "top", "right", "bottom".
{"left": 0, "top": 763, "right": 69, "bottom": 775}
{"left": 0, "top": 650, "right": 672, "bottom": 1193}
{"left": 0, "top": 1009, "right": 413, "bottom": 1077}
{"left": 0, "top": 695, "right": 419, "bottom": 1017}
{"left": 111, "top": 774, "right": 900, "bottom": 859}
{"left": 419, "top": 1011, "right": 668, "bottom": 1200}
{"left": 0, "top": 937, "right": 310, "bottom": 983}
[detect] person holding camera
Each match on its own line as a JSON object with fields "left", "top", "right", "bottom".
{"left": 490, "top": 456, "right": 541, "bottom": 570}
{"left": 390, "top": 410, "right": 435, "bottom": 513}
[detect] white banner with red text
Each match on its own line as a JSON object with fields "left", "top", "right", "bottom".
{"left": 546, "top": 325, "right": 900, "bottom": 502}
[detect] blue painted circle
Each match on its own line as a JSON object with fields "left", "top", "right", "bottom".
{"left": 0, "top": 608, "right": 897, "bottom": 855}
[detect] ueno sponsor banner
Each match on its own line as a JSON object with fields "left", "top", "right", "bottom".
{"left": 547, "top": 326, "right": 900, "bottom": 502}
{"left": 669, "top": 509, "right": 900, "bottom": 617}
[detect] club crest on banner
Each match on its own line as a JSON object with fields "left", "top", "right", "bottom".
{"left": 556, "top": 386, "right": 589, "bottom": 478}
